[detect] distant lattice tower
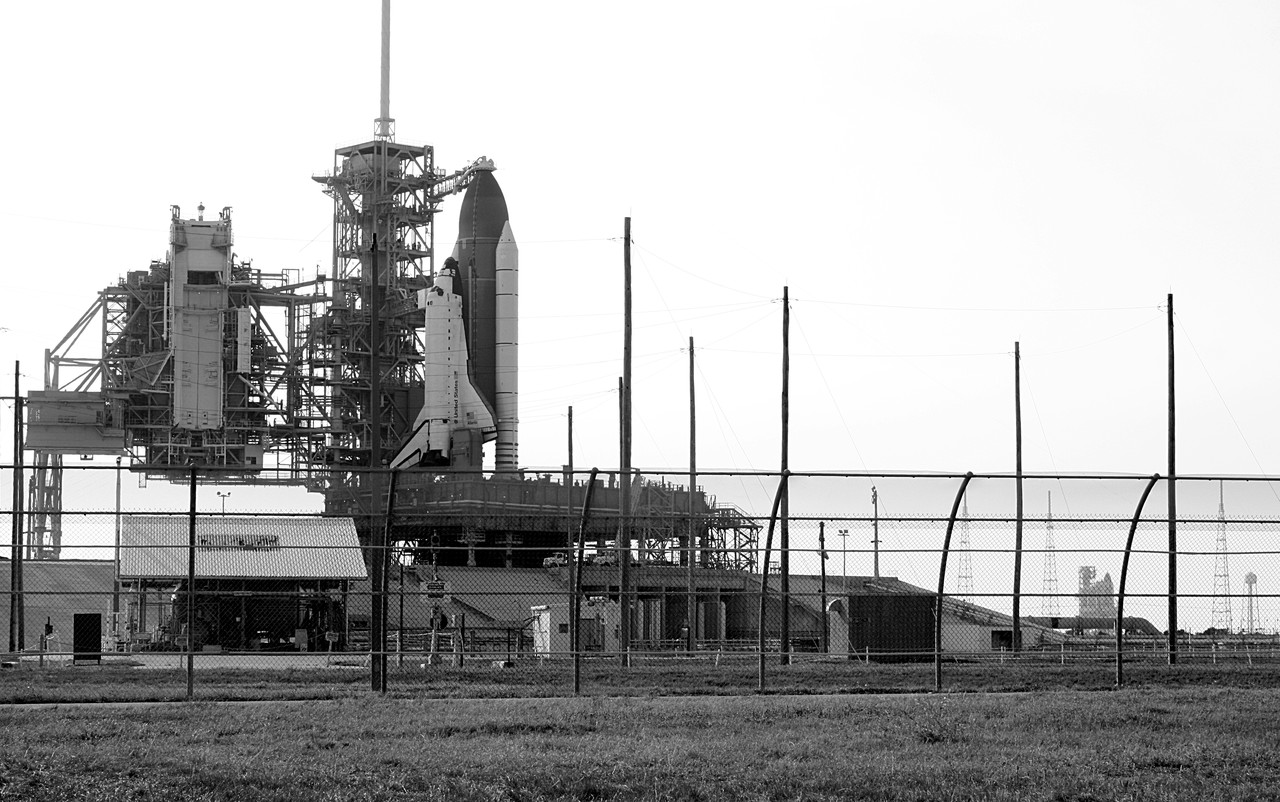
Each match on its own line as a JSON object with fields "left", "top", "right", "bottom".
{"left": 1244, "top": 572, "right": 1258, "bottom": 635}
{"left": 1211, "top": 481, "right": 1234, "bottom": 633}
{"left": 956, "top": 498, "right": 974, "bottom": 603}
{"left": 1041, "top": 492, "right": 1060, "bottom": 617}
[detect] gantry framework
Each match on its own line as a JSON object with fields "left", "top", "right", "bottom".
{"left": 20, "top": 0, "right": 761, "bottom": 567}
{"left": 37, "top": 231, "right": 332, "bottom": 471}
{"left": 629, "top": 477, "right": 760, "bottom": 571}
{"left": 24, "top": 149, "right": 761, "bottom": 570}
{"left": 306, "top": 140, "right": 492, "bottom": 512}
{"left": 26, "top": 221, "right": 334, "bottom": 558}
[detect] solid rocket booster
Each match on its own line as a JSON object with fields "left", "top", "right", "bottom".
{"left": 494, "top": 219, "right": 518, "bottom": 473}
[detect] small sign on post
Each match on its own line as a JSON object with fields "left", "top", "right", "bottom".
{"left": 424, "top": 580, "right": 447, "bottom": 599}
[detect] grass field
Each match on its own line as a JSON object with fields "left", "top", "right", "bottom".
{"left": 2, "top": 687, "right": 1278, "bottom": 800}
{"left": 4, "top": 655, "right": 1280, "bottom": 703}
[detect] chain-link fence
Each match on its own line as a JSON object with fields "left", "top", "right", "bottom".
{"left": 4, "top": 464, "right": 1280, "bottom": 701}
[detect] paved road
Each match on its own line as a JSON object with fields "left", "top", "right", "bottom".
{"left": 11, "top": 652, "right": 368, "bottom": 670}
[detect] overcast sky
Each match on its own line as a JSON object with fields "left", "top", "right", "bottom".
{"left": 2, "top": 2, "right": 1278, "bottom": 627}
{"left": 4, "top": 2, "right": 1277, "bottom": 481}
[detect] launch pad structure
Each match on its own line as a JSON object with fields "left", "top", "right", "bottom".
{"left": 20, "top": 3, "right": 760, "bottom": 575}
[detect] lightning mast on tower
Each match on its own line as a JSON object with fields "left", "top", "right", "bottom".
{"left": 375, "top": 0, "right": 394, "bottom": 142}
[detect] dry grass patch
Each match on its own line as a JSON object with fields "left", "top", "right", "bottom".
{"left": 1, "top": 688, "right": 1279, "bottom": 800}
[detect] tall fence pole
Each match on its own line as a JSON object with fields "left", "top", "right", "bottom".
{"left": 779, "top": 286, "right": 791, "bottom": 666}
{"left": 1116, "top": 474, "right": 1161, "bottom": 688}
{"left": 1167, "top": 293, "right": 1178, "bottom": 664}
{"left": 9, "top": 363, "right": 22, "bottom": 654}
{"left": 935, "top": 472, "right": 974, "bottom": 692}
{"left": 573, "top": 468, "right": 600, "bottom": 695}
{"left": 13, "top": 387, "right": 20, "bottom": 650}
{"left": 113, "top": 456, "right": 122, "bottom": 622}
{"left": 187, "top": 466, "right": 196, "bottom": 700}
{"left": 756, "top": 477, "right": 787, "bottom": 692}
{"left": 819, "top": 521, "right": 829, "bottom": 653}
{"left": 379, "top": 469, "right": 398, "bottom": 694}
{"left": 1013, "top": 342, "right": 1024, "bottom": 654}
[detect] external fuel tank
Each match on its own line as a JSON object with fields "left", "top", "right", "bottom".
{"left": 390, "top": 168, "right": 518, "bottom": 473}
{"left": 452, "top": 170, "right": 518, "bottom": 474}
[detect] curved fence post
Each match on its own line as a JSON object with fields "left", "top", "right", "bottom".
{"left": 756, "top": 475, "right": 787, "bottom": 693}
{"left": 935, "top": 472, "right": 974, "bottom": 692}
{"left": 573, "top": 467, "right": 600, "bottom": 695}
{"left": 1116, "top": 474, "right": 1160, "bottom": 688}
{"left": 377, "top": 468, "right": 399, "bottom": 694}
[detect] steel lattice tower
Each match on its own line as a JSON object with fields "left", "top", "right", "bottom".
{"left": 1041, "top": 492, "right": 1061, "bottom": 617}
{"left": 1244, "top": 572, "right": 1258, "bottom": 635}
{"left": 1212, "top": 481, "right": 1233, "bottom": 633}
{"left": 307, "top": 1, "right": 495, "bottom": 511}
{"left": 956, "top": 498, "right": 974, "bottom": 603}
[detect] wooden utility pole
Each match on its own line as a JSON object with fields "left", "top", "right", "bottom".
{"left": 779, "top": 286, "right": 791, "bottom": 665}
{"left": 1013, "top": 341, "right": 1024, "bottom": 654}
{"left": 1168, "top": 293, "right": 1178, "bottom": 664}
{"left": 619, "top": 218, "right": 633, "bottom": 665}
{"left": 566, "top": 406, "right": 575, "bottom": 661}
{"left": 686, "top": 336, "right": 696, "bottom": 651}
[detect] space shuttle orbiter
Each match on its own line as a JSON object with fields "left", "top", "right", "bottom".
{"left": 388, "top": 262, "right": 495, "bottom": 469}
{"left": 390, "top": 167, "right": 518, "bottom": 473}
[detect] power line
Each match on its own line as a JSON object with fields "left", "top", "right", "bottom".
{"left": 794, "top": 298, "right": 1160, "bottom": 314}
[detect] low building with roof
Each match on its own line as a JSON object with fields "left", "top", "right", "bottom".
{"left": 346, "top": 565, "right": 570, "bottom": 657}
{"left": 341, "top": 562, "right": 1067, "bottom": 661}
{"left": 7, "top": 540, "right": 1074, "bottom": 662}
{"left": 0, "top": 559, "right": 115, "bottom": 655}
{"left": 782, "top": 574, "right": 1068, "bottom": 657}
{"left": 117, "top": 515, "right": 366, "bottom": 652}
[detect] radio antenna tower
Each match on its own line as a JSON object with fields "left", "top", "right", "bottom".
{"left": 1212, "top": 480, "right": 1233, "bottom": 633}
{"left": 1041, "top": 491, "right": 1060, "bottom": 617}
{"left": 956, "top": 498, "right": 974, "bottom": 603}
